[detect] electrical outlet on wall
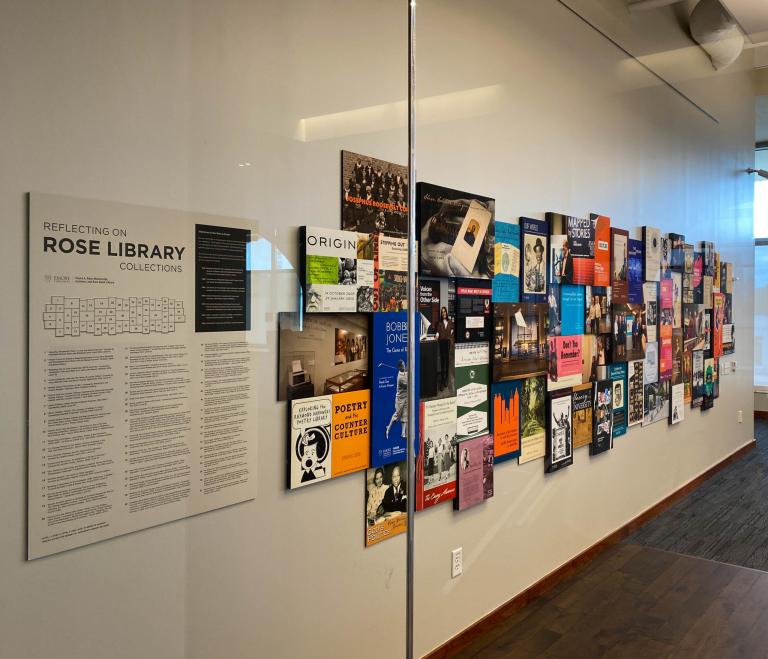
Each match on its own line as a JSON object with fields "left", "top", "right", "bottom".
{"left": 451, "top": 548, "right": 463, "bottom": 578}
{"left": 738, "top": 410, "right": 743, "bottom": 423}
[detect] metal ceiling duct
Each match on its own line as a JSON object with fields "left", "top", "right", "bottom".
{"left": 690, "top": 0, "right": 745, "bottom": 69}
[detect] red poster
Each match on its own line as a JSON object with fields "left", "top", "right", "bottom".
{"left": 592, "top": 214, "right": 611, "bottom": 287}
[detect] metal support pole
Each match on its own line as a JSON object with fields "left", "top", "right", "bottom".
{"left": 406, "top": 1, "right": 417, "bottom": 658}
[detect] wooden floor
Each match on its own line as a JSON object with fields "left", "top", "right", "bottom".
{"left": 454, "top": 421, "right": 768, "bottom": 658}
{"left": 456, "top": 544, "right": 768, "bottom": 658}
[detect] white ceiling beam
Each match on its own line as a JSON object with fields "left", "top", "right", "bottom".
{"left": 628, "top": 0, "right": 686, "bottom": 11}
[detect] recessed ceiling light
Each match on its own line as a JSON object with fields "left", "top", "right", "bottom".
{"left": 238, "top": 162, "right": 252, "bottom": 167}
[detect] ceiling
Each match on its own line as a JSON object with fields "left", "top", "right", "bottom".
{"left": 721, "top": 0, "right": 768, "bottom": 44}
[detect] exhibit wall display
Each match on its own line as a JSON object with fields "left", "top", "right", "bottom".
{"left": 0, "top": 2, "right": 756, "bottom": 659}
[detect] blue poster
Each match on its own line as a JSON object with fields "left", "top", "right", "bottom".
{"left": 628, "top": 239, "right": 644, "bottom": 304}
{"left": 492, "top": 221, "right": 520, "bottom": 303}
{"left": 372, "top": 312, "right": 409, "bottom": 466}
{"left": 560, "top": 284, "right": 585, "bottom": 336}
{"left": 608, "top": 363, "right": 628, "bottom": 438}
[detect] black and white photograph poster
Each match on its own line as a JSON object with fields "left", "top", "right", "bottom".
{"left": 546, "top": 392, "right": 573, "bottom": 473}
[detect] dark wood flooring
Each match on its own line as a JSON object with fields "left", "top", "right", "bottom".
{"left": 455, "top": 544, "right": 768, "bottom": 658}
{"left": 627, "top": 420, "right": 768, "bottom": 571}
{"left": 453, "top": 421, "right": 768, "bottom": 658}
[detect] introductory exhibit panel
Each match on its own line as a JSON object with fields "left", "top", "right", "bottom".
{"left": 28, "top": 194, "right": 258, "bottom": 559}
{"left": 418, "top": 183, "right": 495, "bottom": 279}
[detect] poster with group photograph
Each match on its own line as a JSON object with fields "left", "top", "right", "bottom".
{"left": 546, "top": 391, "right": 573, "bottom": 473}
{"left": 643, "top": 380, "right": 670, "bottom": 426}
{"left": 610, "top": 303, "right": 646, "bottom": 362}
{"left": 277, "top": 312, "right": 369, "bottom": 402}
{"left": 627, "top": 359, "right": 645, "bottom": 426}
{"left": 341, "top": 150, "right": 407, "bottom": 237}
{"left": 418, "top": 278, "right": 455, "bottom": 402}
{"left": 491, "top": 379, "right": 522, "bottom": 464}
{"left": 520, "top": 217, "right": 549, "bottom": 303}
{"left": 365, "top": 459, "right": 408, "bottom": 547}
{"left": 418, "top": 182, "right": 495, "bottom": 279}
{"left": 519, "top": 375, "right": 546, "bottom": 464}
{"left": 455, "top": 435, "right": 494, "bottom": 511}
{"left": 493, "top": 303, "right": 548, "bottom": 381}
{"left": 585, "top": 286, "right": 612, "bottom": 335}
{"left": 416, "top": 397, "right": 458, "bottom": 510}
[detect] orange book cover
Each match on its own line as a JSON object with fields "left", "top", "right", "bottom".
{"left": 592, "top": 213, "right": 611, "bottom": 287}
{"left": 331, "top": 389, "right": 371, "bottom": 477}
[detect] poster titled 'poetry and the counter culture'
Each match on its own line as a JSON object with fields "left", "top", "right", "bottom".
{"left": 28, "top": 193, "right": 258, "bottom": 559}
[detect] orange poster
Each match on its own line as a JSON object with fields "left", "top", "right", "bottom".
{"left": 491, "top": 380, "right": 521, "bottom": 461}
{"left": 592, "top": 213, "right": 611, "bottom": 287}
{"left": 331, "top": 389, "right": 371, "bottom": 477}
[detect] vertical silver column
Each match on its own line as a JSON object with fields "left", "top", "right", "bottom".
{"left": 405, "top": 1, "right": 417, "bottom": 658}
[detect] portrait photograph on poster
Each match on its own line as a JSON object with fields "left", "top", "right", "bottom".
{"left": 419, "top": 278, "right": 456, "bottom": 401}
{"left": 591, "top": 379, "right": 613, "bottom": 455}
{"left": 278, "top": 312, "right": 369, "bottom": 401}
{"left": 611, "top": 227, "right": 629, "bottom": 303}
{"left": 520, "top": 217, "right": 549, "bottom": 302}
{"left": 365, "top": 459, "right": 408, "bottom": 547}
{"left": 643, "top": 380, "right": 670, "bottom": 426}
{"left": 585, "top": 286, "right": 611, "bottom": 335}
{"left": 547, "top": 212, "right": 595, "bottom": 285}
{"left": 608, "top": 363, "right": 627, "bottom": 438}
{"left": 341, "top": 150, "right": 407, "bottom": 237}
{"left": 455, "top": 435, "right": 494, "bottom": 510}
{"left": 610, "top": 303, "right": 646, "bottom": 362}
{"left": 548, "top": 335, "right": 583, "bottom": 392}
{"left": 493, "top": 303, "right": 548, "bottom": 381}
{"left": 519, "top": 375, "right": 546, "bottom": 464}
{"left": 546, "top": 391, "right": 573, "bottom": 473}
{"left": 417, "top": 397, "right": 458, "bottom": 510}
{"left": 418, "top": 182, "right": 495, "bottom": 279}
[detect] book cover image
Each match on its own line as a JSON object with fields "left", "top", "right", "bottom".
{"left": 671, "top": 330, "right": 684, "bottom": 386}
{"left": 591, "top": 379, "right": 613, "bottom": 455}
{"left": 456, "top": 342, "right": 490, "bottom": 440}
{"left": 572, "top": 383, "right": 593, "bottom": 448}
{"left": 714, "top": 252, "right": 721, "bottom": 291}
{"left": 303, "top": 226, "right": 369, "bottom": 313}
{"left": 723, "top": 292, "right": 735, "bottom": 355}
{"left": 546, "top": 391, "right": 573, "bottom": 473}
{"left": 703, "top": 275, "right": 713, "bottom": 310}
{"left": 682, "top": 349, "right": 693, "bottom": 405}
{"left": 491, "top": 379, "right": 522, "bottom": 463}
{"left": 700, "top": 241, "right": 715, "bottom": 277}
{"left": 455, "top": 279, "right": 492, "bottom": 343}
{"left": 643, "top": 380, "right": 670, "bottom": 426}
{"left": 548, "top": 335, "right": 583, "bottom": 392}
{"left": 683, "top": 304, "right": 709, "bottom": 352}
{"left": 548, "top": 213, "right": 595, "bottom": 285}
{"left": 692, "top": 251, "right": 704, "bottom": 303}
{"left": 611, "top": 303, "right": 646, "bottom": 363}
{"left": 692, "top": 350, "right": 704, "bottom": 408}
{"left": 493, "top": 303, "right": 548, "bottom": 381}
{"left": 277, "top": 311, "right": 369, "bottom": 402}
{"left": 550, "top": 234, "right": 567, "bottom": 285}
{"left": 585, "top": 286, "right": 612, "bottom": 335}
{"left": 611, "top": 227, "right": 629, "bottom": 303}
{"left": 561, "top": 284, "right": 586, "bottom": 336}
{"left": 521, "top": 217, "right": 549, "bottom": 302}
{"left": 418, "top": 278, "right": 455, "bottom": 402}
{"left": 608, "top": 363, "right": 628, "bottom": 438}
{"left": 365, "top": 459, "right": 408, "bottom": 547}
{"left": 672, "top": 272, "right": 683, "bottom": 329}
{"left": 375, "top": 234, "right": 408, "bottom": 312}
{"left": 627, "top": 359, "right": 645, "bottom": 427}
{"left": 455, "top": 434, "right": 494, "bottom": 510}
{"left": 644, "top": 341, "right": 659, "bottom": 385}
{"left": 643, "top": 226, "right": 661, "bottom": 282}
{"left": 592, "top": 213, "right": 611, "bottom": 287}
{"left": 713, "top": 291, "right": 724, "bottom": 358}
{"left": 669, "top": 233, "right": 686, "bottom": 270}
{"left": 417, "top": 397, "right": 457, "bottom": 511}
{"left": 660, "top": 236, "right": 672, "bottom": 280}
{"left": 669, "top": 383, "right": 685, "bottom": 425}
{"left": 289, "top": 390, "right": 370, "bottom": 489}
{"left": 493, "top": 220, "right": 521, "bottom": 303}
{"left": 519, "top": 375, "right": 546, "bottom": 464}
{"left": 418, "top": 182, "right": 495, "bottom": 279}
{"left": 371, "top": 312, "right": 409, "bottom": 467}
{"left": 341, "top": 150, "right": 407, "bottom": 237}
{"left": 628, "top": 238, "right": 644, "bottom": 304}
{"left": 659, "top": 279, "right": 673, "bottom": 381}
{"left": 643, "top": 282, "right": 658, "bottom": 343}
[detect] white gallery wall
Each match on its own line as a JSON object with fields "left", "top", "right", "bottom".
{"left": 0, "top": 1, "right": 754, "bottom": 659}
